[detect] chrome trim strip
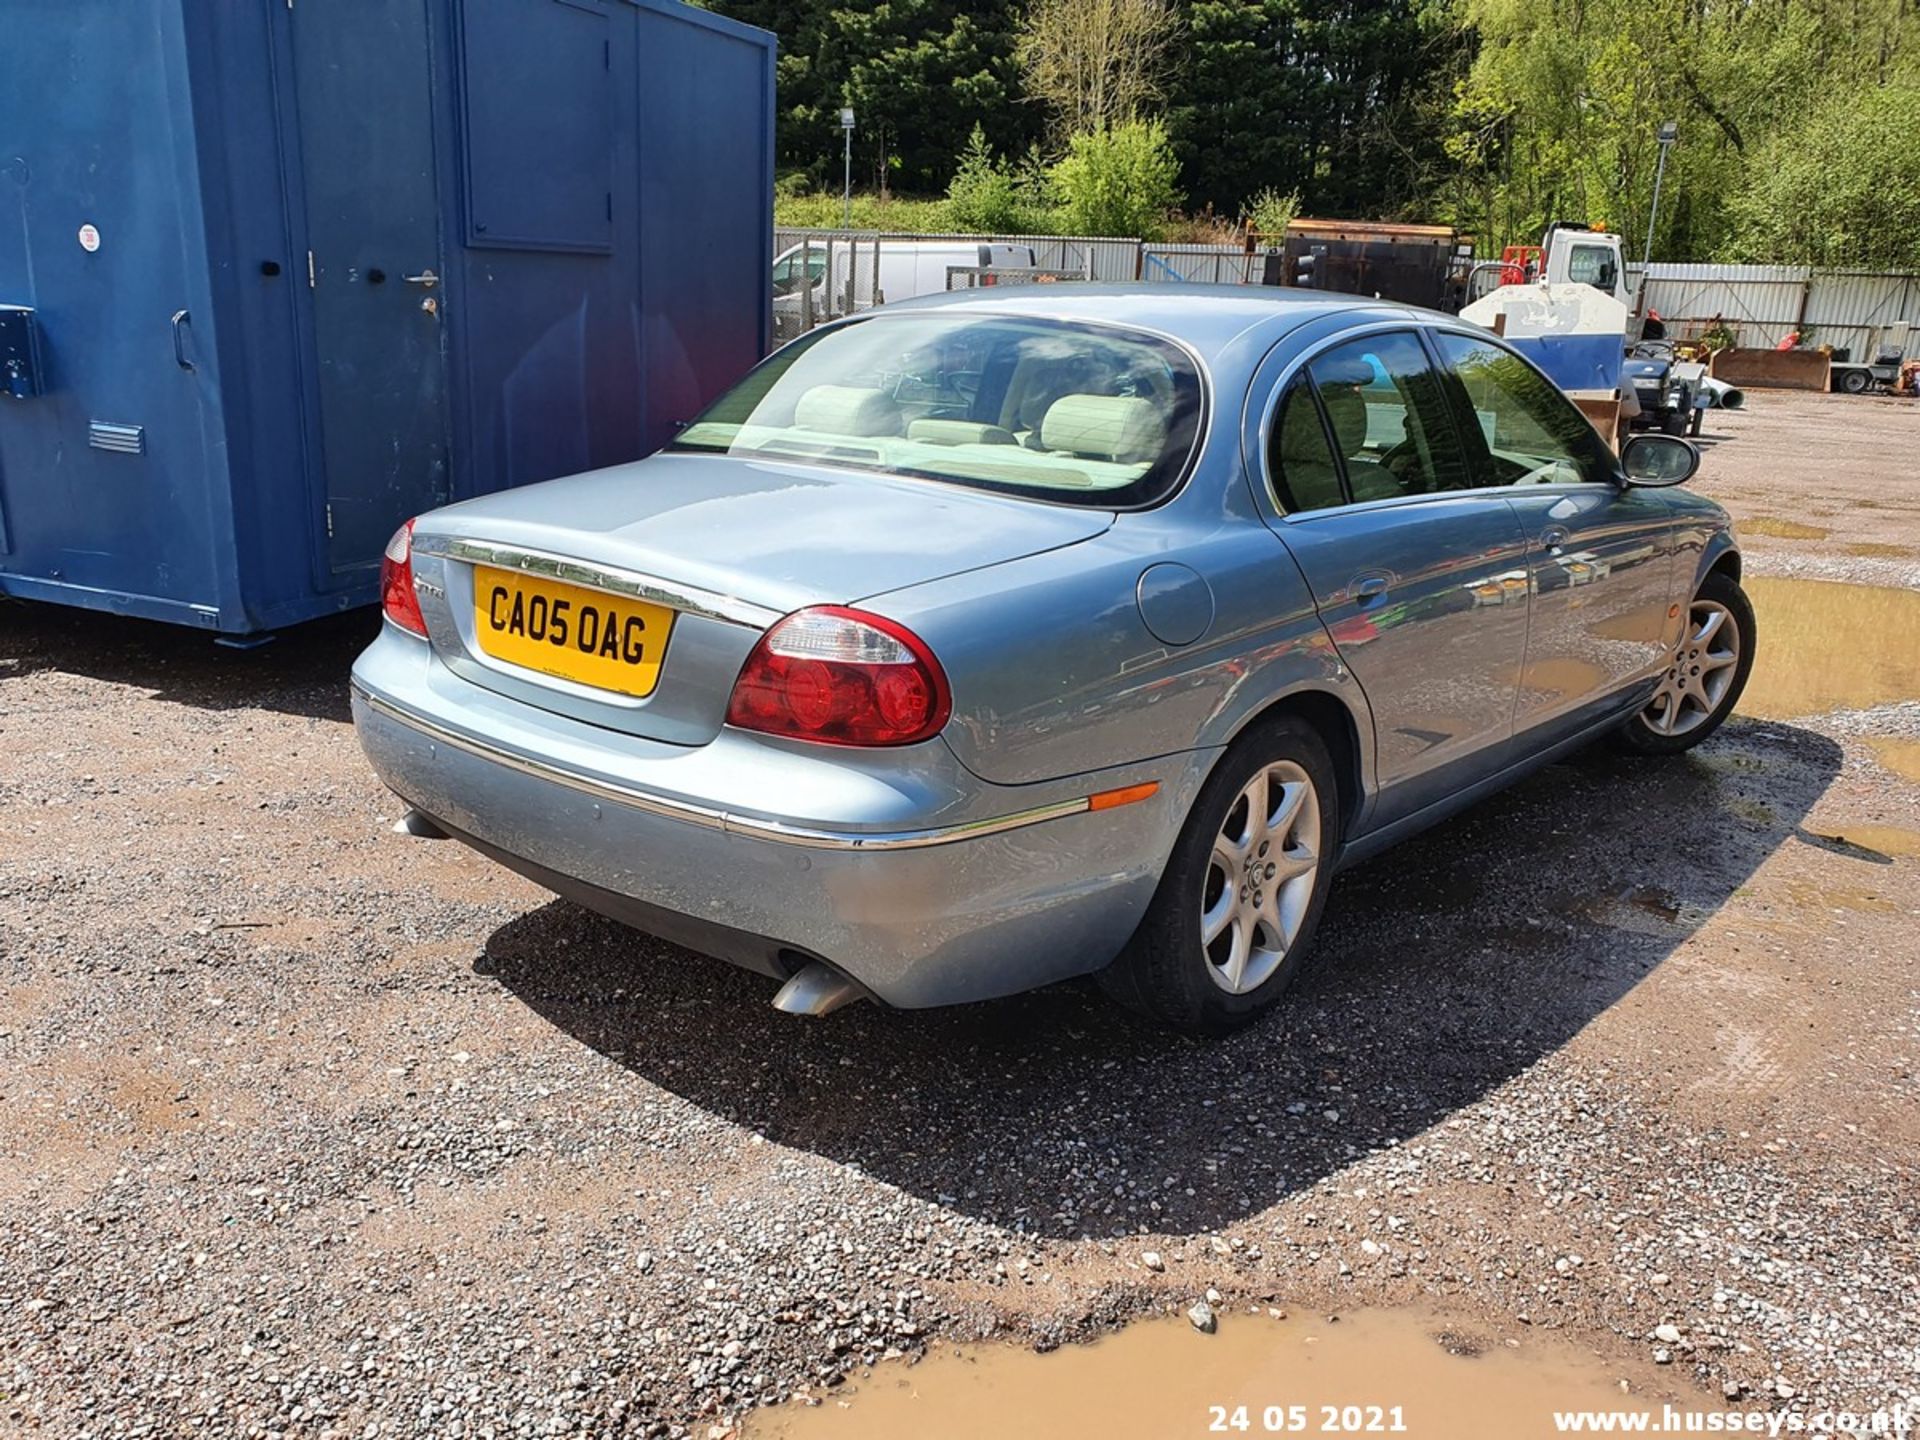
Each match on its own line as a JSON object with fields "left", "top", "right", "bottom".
{"left": 352, "top": 685, "right": 1091, "bottom": 851}
{"left": 419, "top": 537, "right": 783, "bottom": 630}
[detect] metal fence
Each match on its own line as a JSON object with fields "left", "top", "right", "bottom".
{"left": 770, "top": 229, "right": 1145, "bottom": 342}
{"left": 1627, "top": 263, "right": 1920, "bottom": 359}
{"left": 1140, "top": 244, "right": 1258, "bottom": 284}
{"left": 770, "top": 233, "right": 1920, "bottom": 360}
{"left": 769, "top": 232, "right": 887, "bottom": 347}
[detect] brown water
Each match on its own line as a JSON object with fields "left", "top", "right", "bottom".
{"left": 1827, "top": 821, "right": 1920, "bottom": 856}
{"left": 1741, "top": 516, "right": 1831, "bottom": 540}
{"left": 1866, "top": 737, "right": 1920, "bottom": 784}
{"left": 1741, "top": 576, "right": 1920, "bottom": 719}
{"left": 747, "top": 1309, "right": 1694, "bottom": 1440}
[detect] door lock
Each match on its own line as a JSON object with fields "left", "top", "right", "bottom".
{"left": 402, "top": 269, "right": 439, "bottom": 289}
{"left": 419, "top": 296, "right": 439, "bottom": 316}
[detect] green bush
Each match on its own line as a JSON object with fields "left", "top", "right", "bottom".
{"left": 1047, "top": 120, "right": 1182, "bottom": 239}
{"left": 946, "top": 126, "right": 1034, "bottom": 233}
{"left": 1242, "top": 186, "right": 1300, "bottom": 241}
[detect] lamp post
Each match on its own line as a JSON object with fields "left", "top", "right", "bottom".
{"left": 840, "top": 107, "right": 856, "bottom": 231}
{"left": 1643, "top": 120, "right": 1678, "bottom": 264}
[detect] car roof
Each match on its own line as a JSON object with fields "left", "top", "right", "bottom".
{"left": 874, "top": 282, "right": 1445, "bottom": 359}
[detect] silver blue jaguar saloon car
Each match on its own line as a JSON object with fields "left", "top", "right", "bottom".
{"left": 351, "top": 286, "right": 1751, "bottom": 1033}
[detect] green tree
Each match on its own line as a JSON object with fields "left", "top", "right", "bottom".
{"left": 947, "top": 125, "right": 1055, "bottom": 232}
{"left": 708, "top": 0, "right": 1041, "bottom": 195}
{"left": 1049, "top": 119, "right": 1183, "bottom": 237}
{"left": 1435, "top": 0, "right": 1917, "bottom": 258}
{"left": 1167, "top": 0, "right": 1467, "bottom": 220}
{"left": 1724, "top": 82, "right": 1920, "bottom": 268}
{"left": 1017, "top": 0, "right": 1177, "bottom": 136}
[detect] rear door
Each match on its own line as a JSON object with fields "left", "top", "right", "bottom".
{"left": 1257, "top": 327, "right": 1532, "bottom": 830}
{"left": 1428, "top": 331, "right": 1675, "bottom": 741}
{"left": 284, "top": 0, "right": 452, "bottom": 578}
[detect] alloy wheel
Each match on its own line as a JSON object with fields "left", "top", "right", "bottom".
{"left": 1200, "top": 761, "right": 1321, "bottom": 995}
{"left": 1643, "top": 599, "right": 1741, "bottom": 737}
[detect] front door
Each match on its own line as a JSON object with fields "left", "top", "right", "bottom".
{"left": 286, "top": 0, "right": 451, "bottom": 577}
{"left": 1428, "top": 331, "right": 1675, "bottom": 739}
{"left": 1262, "top": 329, "right": 1533, "bottom": 830}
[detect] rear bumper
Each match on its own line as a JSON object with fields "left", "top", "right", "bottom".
{"left": 349, "top": 642, "right": 1198, "bottom": 1008}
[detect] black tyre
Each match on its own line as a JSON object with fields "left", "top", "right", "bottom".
{"left": 1102, "top": 716, "right": 1339, "bottom": 1034}
{"left": 1613, "top": 570, "right": 1756, "bottom": 755}
{"left": 1661, "top": 407, "right": 1690, "bottom": 436}
{"left": 1688, "top": 405, "right": 1704, "bottom": 436}
{"left": 1838, "top": 368, "right": 1870, "bottom": 395}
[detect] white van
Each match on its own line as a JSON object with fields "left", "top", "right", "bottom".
{"left": 773, "top": 238, "right": 1040, "bottom": 325}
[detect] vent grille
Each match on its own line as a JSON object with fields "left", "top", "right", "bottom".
{"left": 88, "top": 421, "right": 145, "bottom": 454}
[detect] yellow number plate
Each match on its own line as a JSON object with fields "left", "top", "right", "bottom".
{"left": 472, "top": 566, "right": 675, "bottom": 698}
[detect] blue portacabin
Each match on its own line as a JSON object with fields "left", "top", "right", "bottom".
{"left": 0, "top": 0, "right": 775, "bottom": 634}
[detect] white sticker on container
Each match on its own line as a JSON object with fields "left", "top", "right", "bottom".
{"left": 77, "top": 223, "right": 101, "bottom": 253}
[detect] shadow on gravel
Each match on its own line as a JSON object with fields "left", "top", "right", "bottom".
{"left": 481, "top": 718, "right": 1842, "bottom": 1239}
{"left": 0, "top": 598, "right": 372, "bottom": 723}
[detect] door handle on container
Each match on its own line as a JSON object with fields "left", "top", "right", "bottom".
{"left": 402, "top": 269, "right": 439, "bottom": 288}
{"left": 171, "top": 309, "right": 194, "bottom": 371}
{"left": 1540, "top": 525, "right": 1570, "bottom": 553}
{"left": 1350, "top": 572, "right": 1392, "bottom": 603}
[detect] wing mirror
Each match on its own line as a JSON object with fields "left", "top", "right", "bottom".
{"left": 1620, "top": 433, "right": 1700, "bottom": 487}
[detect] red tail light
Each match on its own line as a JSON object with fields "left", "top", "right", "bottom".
{"left": 380, "top": 519, "right": 428, "bottom": 637}
{"left": 726, "top": 606, "right": 951, "bottom": 747}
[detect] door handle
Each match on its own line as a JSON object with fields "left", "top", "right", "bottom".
{"left": 402, "top": 269, "right": 439, "bottom": 289}
{"left": 1540, "top": 525, "right": 1570, "bottom": 553}
{"left": 171, "top": 309, "right": 194, "bottom": 371}
{"left": 1350, "top": 572, "right": 1392, "bottom": 603}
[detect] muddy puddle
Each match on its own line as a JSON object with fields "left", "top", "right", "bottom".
{"left": 747, "top": 1309, "right": 1695, "bottom": 1440}
{"left": 1741, "top": 577, "right": 1920, "bottom": 720}
{"left": 1866, "top": 737, "right": 1920, "bottom": 784}
{"left": 1740, "top": 516, "right": 1830, "bottom": 540}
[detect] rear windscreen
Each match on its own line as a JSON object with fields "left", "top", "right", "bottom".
{"left": 670, "top": 312, "right": 1206, "bottom": 508}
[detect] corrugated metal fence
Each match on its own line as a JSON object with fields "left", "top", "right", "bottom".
{"left": 770, "top": 234, "right": 1919, "bottom": 360}
{"left": 772, "top": 229, "right": 1141, "bottom": 281}
{"left": 770, "top": 229, "right": 1144, "bottom": 342}
{"left": 1627, "top": 263, "right": 1920, "bottom": 359}
{"left": 1140, "top": 244, "right": 1257, "bottom": 284}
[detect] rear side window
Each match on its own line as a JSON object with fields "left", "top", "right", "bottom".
{"left": 1269, "top": 379, "right": 1345, "bottom": 514}
{"left": 1298, "top": 331, "right": 1471, "bottom": 503}
{"left": 1433, "top": 333, "right": 1616, "bottom": 487}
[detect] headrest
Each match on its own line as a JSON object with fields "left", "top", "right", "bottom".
{"left": 906, "top": 419, "right": 1018, "bottom": 447}
{"left": 1312, "top": 352, "right": 1381, "bottom": 389}
{"left": 1318, "top": 384, "right": 1369, "bottom": 455}
{"left": 1277, "top": 387, "right": 1332, "bottom": 463}
{"left": 793, "top": 385, "right": 902, "bottom": 437}
{"left": 1038, "top": 394, "right": 1166, "bottom": 463}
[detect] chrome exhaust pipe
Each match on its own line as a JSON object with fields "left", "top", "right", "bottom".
{"left": 392, "top": 807, "right": 448, "bottom": 839}
{"left": 772, "top": 961, "right": 866, "bottom": 1017}
{"left": 1700, "top": 376, "right": 1745, "bottom": 410}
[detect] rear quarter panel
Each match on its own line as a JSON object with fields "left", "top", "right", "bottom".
{"left": 870, "top": 512, "right": 1374, "bottom": 800}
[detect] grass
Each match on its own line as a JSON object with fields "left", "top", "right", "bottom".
{"left": 775, "top": 191, "right": 969, "bottom": 234}
{"left": 775, "top": 188, "right": 1255, "bottom": 243}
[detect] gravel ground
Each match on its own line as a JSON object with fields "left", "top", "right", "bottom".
{"left": 3, "top": 388, "right": 1917, "bottom": 1437}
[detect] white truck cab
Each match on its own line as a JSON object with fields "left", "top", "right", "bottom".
{"left": 1541, "top": 224, "right": 1629, "bottom": 305}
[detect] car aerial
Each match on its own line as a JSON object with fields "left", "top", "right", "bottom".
{"left": 351, "top": 285, "right": 1754, "bottom": 1034}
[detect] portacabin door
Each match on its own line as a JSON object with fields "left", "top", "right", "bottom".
{"left": 1253, "top": 327, "right": 1533, "bottom": 831}
{"left": 1426, "top": 330, "right": 1676, "bottom": 741}
{"left": 283, "top": 0, "right": 452, "bottom": 580}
